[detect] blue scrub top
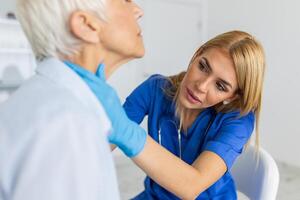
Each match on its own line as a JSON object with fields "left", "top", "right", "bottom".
{"left": 123, "top": 75, "right": 255, "bottom": 200}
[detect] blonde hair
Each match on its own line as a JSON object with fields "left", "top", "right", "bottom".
{"left": 166, "top": 30, "right": 266, "bottom": 148}
{"left": 16, "top": 0, "right": 107, "bottom": 61}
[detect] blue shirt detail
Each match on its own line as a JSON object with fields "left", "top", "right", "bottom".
{"left": 123, "top": 74, "right": 255, "bottom": 200}
{"left": 96, "top": 63, "right": 106, "bottom": 80}
{"left": 63, "top": 61, "right": 104, "bottom": 82}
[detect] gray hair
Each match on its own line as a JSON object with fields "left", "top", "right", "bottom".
{"left": 16, "top": 0, "right": 107, "bottom": 61}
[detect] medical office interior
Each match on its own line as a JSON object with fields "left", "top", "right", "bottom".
{"left": 0, "top": 0, "right": 300, "bottom": 199}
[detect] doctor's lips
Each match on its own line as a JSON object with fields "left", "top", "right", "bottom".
{"left": 186, "top": 87, "right": 202, "bottom": 104}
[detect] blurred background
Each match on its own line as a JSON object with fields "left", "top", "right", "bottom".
{"left": 1, "top": 0, "right": 299, "bottom": 199}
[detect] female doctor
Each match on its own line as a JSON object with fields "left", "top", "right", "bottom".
{"left": 123, "top": 30, "right": 266, "bottom": 199}
{"left": 88, "top": 30, "right": 266, "bottom": 200}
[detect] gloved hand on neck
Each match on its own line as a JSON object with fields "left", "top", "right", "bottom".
{"left": 64, "top": 61, "right": 147, "bottom": 157}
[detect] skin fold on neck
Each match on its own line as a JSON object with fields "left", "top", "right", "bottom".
{"left": 65, "top": 44, "right": 130, "bottom": 79}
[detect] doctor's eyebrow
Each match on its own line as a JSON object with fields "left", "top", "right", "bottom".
{"left": 202, "top": 57, "right": 233, "bottom": 89}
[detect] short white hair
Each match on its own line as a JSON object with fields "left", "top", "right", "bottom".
{"left": 16, "top": 0, "right": 107, "bottom": 61}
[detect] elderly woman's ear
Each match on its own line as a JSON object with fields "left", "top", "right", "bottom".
{"left": 69, "top": 11, "right": 102, "bottom": 44}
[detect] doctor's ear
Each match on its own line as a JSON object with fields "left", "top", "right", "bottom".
{"left": 223, "top": 94, "right": 240, "bottom": 105}
{"left": 69, "top": 11, "right": 102, "bottom": 44}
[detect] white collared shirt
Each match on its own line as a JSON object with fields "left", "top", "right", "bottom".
{"left": 0, "top": 58, "right": 120, "bottom": 200}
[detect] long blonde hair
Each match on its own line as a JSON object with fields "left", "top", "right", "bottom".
{"left": 165, "top": 30, "right": 266, "bottom": 148}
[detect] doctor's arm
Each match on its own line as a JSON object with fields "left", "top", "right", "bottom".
{"left": 132, "top": 135, "right": 227, "bottom": 199}
{"left": 128, "top": 114, "right": 253, "bottom": 199}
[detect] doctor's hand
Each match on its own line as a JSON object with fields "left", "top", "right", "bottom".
{"left": 83, "top": 76, "right": 147, "bottom": 158}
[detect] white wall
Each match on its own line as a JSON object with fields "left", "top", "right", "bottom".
{"left": 204, "top": 0, "right": 300, "bottom": 167}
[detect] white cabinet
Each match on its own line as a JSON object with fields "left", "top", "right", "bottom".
{"left": 0, "top": 18, "right": 36, "bottom": 103}
{"left": 140, "top": 0, "right": 207, "bottom": 77}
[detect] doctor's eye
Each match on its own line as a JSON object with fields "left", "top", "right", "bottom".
{"left": 216, "top": 82, "right": 227, "bottom": 92}
{"left": 198, "top": 60, "right": 209, "bottom": 73}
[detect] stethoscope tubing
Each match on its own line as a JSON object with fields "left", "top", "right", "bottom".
{"left": 158, "top": 119, "right": 182, "bottom": 159}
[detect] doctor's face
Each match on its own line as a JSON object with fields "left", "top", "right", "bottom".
{"left": 100, "top": 0, "right": 145, "bottom": 59}
{"left": 178, "top": 48, "right": 239, "bottom": 111}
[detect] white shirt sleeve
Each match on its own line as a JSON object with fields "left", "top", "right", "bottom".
{"left": 2, "top": 111, "right": 119, "bottom": 200}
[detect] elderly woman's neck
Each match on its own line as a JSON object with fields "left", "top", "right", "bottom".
{"left": 66, "top": 46, "right": 129, "bottom": 79}
{"left": 103, "top": 53, "right": 131, "bottom": 78}
{"left": 65, "top": 45, "right": 101, "bottom": 74}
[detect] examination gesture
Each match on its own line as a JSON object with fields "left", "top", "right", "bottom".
{"left": 81, "top": 72, "right": 147, "bottom": 158}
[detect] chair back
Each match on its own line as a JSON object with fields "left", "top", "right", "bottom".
{"left": 231, "top": 145, "right": 280, "bottom": 200}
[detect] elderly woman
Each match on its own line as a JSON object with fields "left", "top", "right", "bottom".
{"left": 0, "top": 0, "right": 144, "bottom": 199}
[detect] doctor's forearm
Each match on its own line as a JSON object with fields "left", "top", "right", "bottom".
{"left": 131, "top": 135, "right": 207, "bottom": 200}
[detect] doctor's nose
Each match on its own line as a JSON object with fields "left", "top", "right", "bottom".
{"left": 196, "top": 79, "right": 210, "bottom": 94}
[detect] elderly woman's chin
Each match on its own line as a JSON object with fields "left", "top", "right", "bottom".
{"left": 135, "top": 45, "right": 145, "bottom": 58}
{"left": 127, "top": 43, "right": 145, "bottom": 60}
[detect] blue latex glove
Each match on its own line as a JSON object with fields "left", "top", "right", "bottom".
{"left": 64, "top": 61, "right": 147, "bottom": 157}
